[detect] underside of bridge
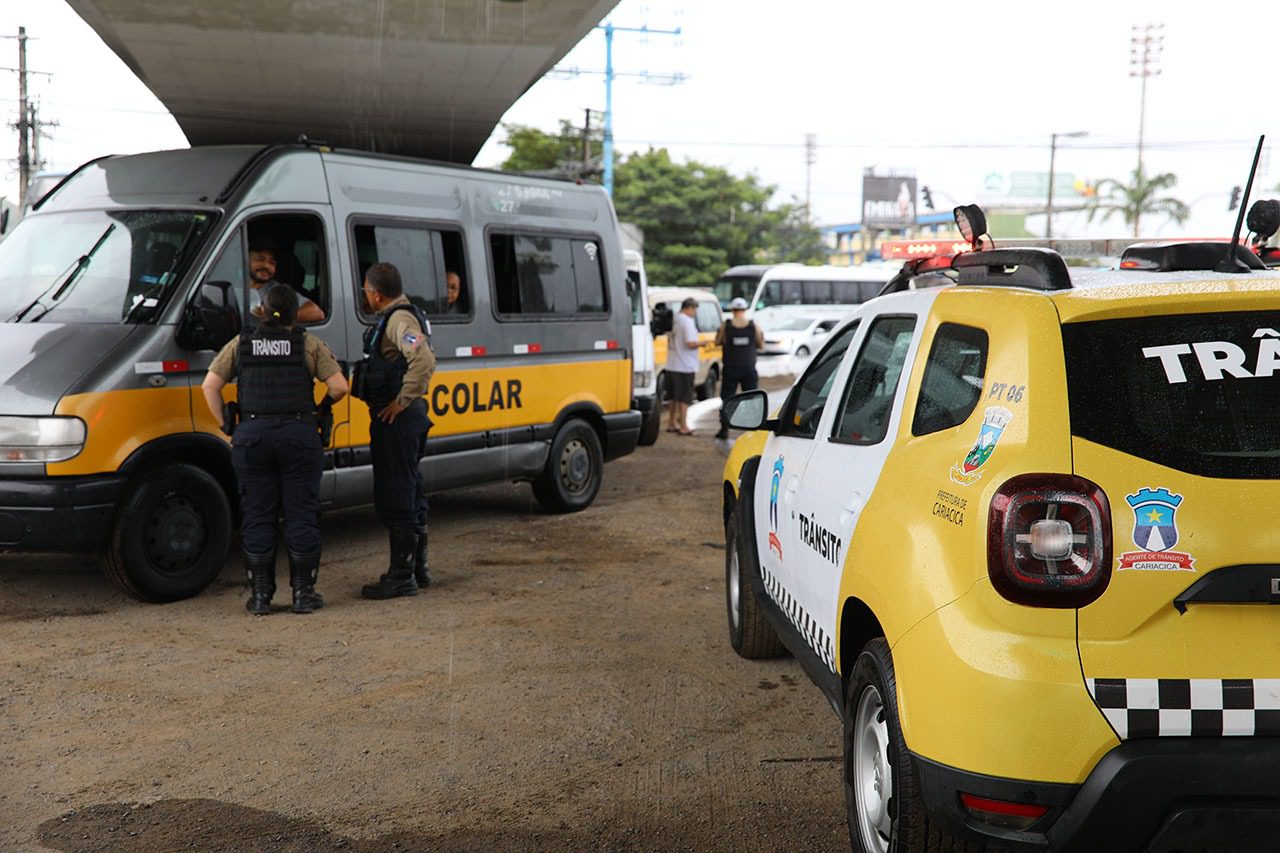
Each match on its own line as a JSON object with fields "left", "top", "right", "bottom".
{"left": 67, "top": 0, "right": 617, "bottom": 163}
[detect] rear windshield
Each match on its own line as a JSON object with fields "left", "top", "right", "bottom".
{"left": 1062, "top": 311, "right": 1280, "bottom": 478}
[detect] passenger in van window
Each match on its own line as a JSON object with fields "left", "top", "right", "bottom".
{"left": 201, "top": 284, "right": 349, "bottom": 615}
{"left": 665, "top": 297, "right": 701, "bottom": 436}
{"left": 444, "top": 270, "right": 465, "bottom": 314}
{"left": 353, "top": 262, "right": 438, "bottom": 599}
{"left": 713, "top": 297, "right": 765, "bottom": 439}
{"left": 246, "top": 238, "right": 325, "bottom": 324}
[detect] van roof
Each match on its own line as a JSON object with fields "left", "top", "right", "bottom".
{"left": 35, "top": 143, "right": 609, "bottom": 213}
{"left": 648, "top": 286, "right": 718, "bottom": 303}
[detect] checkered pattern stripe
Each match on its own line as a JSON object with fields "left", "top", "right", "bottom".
{"left": 760, "top": 564, "right": 835, "bottom": 672}
{"left": 1088, "top": 678, "right": 1280, "bottom": 739}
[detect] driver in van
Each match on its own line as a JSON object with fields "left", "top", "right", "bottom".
{"left": 246, "top": 237, "right": 325, "bottom": 324}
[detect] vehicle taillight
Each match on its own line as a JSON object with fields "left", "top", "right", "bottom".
{"left": 987, "top": 474, "right": 1112, "bottom": 608}
{"left": 959, "top": 792, "right": 1050, "bottom": 830}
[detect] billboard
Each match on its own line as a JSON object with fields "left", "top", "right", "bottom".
{"left": 862, "top": 175, "right": 918, "bottom": 228}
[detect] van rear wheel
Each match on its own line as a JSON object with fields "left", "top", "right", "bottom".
{"left": 697, "top": 365, "right": 720, "bottom": 402}
{"left": 103, "top": 463, "right": 232, "bottom": 602}
{"left": 533, "top": 418, "right": 603, "bottom": 514}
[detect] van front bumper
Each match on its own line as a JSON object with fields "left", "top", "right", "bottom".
{"left": 915, "top": 738, "right": 1280, "bottom": 852}
{"left": 0, "top": 475, "right": 125, "bottom": 552}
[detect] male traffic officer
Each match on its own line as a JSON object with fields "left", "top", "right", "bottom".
{"left": 356, "top": 262, "right": 437, "bottom": 599}
{"left": 201, "top": 284, "right": 348, "bottom": 614}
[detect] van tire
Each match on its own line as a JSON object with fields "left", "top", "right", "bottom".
{"left": 844, "top": 638, "right": 982, "bottom": 853}
{"left": 726, "top": 502, "right": 785, "bottom": 659}
{"left": 103, "top": 463, "right": 232, "bottom": 602}
{"left": 638, "top": 382, "right": 664, "bottom": 446}
{"left": 533, "top": 418, "right": 603, "bottom": 514}
{"left": 697, "top": 365, "right": 720, "bottom": 402}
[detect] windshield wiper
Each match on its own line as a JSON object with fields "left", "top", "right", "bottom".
{"left": 22, "top": 225, "right": 117, "bottom": 323}
{"left": 122, "top": 218, "right": 204, "bottom": 325}
{"left": 8, "top": 256, "right": 84, "bottom": 322}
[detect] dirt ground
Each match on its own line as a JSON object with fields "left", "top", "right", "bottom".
{"left": 0, "top": 415, "right": 848, "bottom": 852}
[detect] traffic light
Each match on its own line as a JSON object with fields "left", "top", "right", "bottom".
{"left": 921, "top": 185, "right": 935, "bottom": 210}
{"left": 1229, "top": 185, "right": 1242, "bottom": 211}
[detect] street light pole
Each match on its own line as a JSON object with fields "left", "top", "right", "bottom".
{"left": 1047, "top": 130, "right": 1088, "bottom": 239}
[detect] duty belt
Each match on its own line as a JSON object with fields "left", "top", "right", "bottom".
{"left": 244, "top": 412, "right": 318, "bottom": 422}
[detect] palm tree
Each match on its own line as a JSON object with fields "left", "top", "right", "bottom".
{"left": 1087, "top": 168, "right": 1190, "bottom": 237}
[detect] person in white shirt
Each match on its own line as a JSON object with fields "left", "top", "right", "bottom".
{"left": 665, "top": 297, "right": 702, "bottom": 435}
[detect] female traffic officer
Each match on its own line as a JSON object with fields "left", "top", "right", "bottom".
{"left": 201, "top": 284, "right": 348, "bottom": 615}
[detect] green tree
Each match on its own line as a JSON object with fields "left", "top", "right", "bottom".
{"left": 499, "top": 120, "right": 602, "bottom": 178}
{"left": 495, "top": 123, "right": 827, "bottom": 289}
{"left": 1087, "top": 168, "right": 1190, "bottom": 237}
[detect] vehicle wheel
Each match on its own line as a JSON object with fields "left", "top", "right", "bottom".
{"left": 103, "top": 463, "right": 232, "bottom": 602}
{"left": 796, "top": 345, "right": 811, "bottom": 357}
{"left": 844, "top": 638, "right": 982, "bottom": 853}
{"left": 638, "top": 381, "right": 664, "bottom": 446}
{"left": 533, "top": 418, "right": 604, "bottom": 513}
{"left": 697, "top": 365, "right": 720, "bottom": 401}
{"left": 726, "top": 501, "right": 785, "bottom": 659}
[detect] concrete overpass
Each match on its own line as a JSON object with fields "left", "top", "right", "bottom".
{"left": 66, "top": 0, "right": 618, "bottom": 163}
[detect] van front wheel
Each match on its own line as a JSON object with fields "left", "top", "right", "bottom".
{"left": 104, "top": 464, "right": 232, "bottom": 602}
{"left": 533, "top": 418, "right": 603, "bottom": 513}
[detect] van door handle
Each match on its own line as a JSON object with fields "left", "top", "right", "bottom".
{"left": 839, "top": 491, "right": 865, "bottom": 526}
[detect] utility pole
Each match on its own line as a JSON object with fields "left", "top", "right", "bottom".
{"left": 16, "top": 26, "right": 29, "bottom": 211}
{"left": 597, "top": 21, "right": 682, "bottom": 196}
{"left": 583, "top": 107, "right": 592, "bottom": 169}
{"left": 1046, "top": 130, "right": 1087, "bottom": 239}
{"left": 1129, "top": 23, "right": 1163, "bottom": 180}
{"left": 804, "top": 133, "right": 817, "bottom": 221}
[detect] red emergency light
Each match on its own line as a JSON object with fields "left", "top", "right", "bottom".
{"left": 880, "top": 239, "right": 973, "bottom": 260}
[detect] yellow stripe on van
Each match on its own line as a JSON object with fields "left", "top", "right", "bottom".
{"left": 50, "top": 387, "right": 193, "bottom": 476}
{"left": 342, "top": 359, "right": 632, "bottom": 444}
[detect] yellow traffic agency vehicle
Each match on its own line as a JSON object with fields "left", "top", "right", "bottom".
{"left": 0, "top": 143, "right": 640, "bottom": 602}
{"left": 720, "top": 202, "right": 1280, "bottom": 852}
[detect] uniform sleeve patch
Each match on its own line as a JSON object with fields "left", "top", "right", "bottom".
{"left": 403, "top": 332, "right": 421, "bottom": 349}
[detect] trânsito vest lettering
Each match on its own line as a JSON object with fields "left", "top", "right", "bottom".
{"left": 721, "top": 320, "right": 758, "bottom": 370}
{"left": 237, "top": 327, "right": 313, "bottom": 415}
{"left": 354, "top": 303, "right": 430, "bottom": 407}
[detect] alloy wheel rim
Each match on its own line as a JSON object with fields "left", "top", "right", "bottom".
{"left": 853, "top": 684, "right": 894, "bottom": 853}
{"left": 727, "top": 547, "right": 741, "bottom": 632}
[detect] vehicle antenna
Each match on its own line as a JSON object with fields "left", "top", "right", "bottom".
{"left": 1217, "top": 134, "right": 1266, "bottom": 274}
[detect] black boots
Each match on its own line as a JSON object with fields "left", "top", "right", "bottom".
{"left": 361, "top": 526, "right": 419, "bottom": 599}
{"left": 289, "top": 549, "right": 325, "bottom": 614}
{"left": 244, "top": 549, "right": 276, "bottom": 615}
{"left": 413, "top": 523, "right": 432, "bottom": 588}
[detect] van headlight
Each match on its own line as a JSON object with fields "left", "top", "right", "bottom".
{"left": 633, "top": 369, "right": 653, "bottom": 389}
{"left": 0, "top": 416, "right": 87, "bottom": 463}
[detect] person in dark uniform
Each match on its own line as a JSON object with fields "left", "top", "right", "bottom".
{"left": 201, "top": 284, "right": 348, "bottom": 614}
{"left": 353, "top": 262, "right": 437, "bottom": 599}
{"left": 714, "top": 297, "right": 766, "bottom": 439}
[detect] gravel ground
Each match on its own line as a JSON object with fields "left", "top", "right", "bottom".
{"left": 0, "top": 411, "right": 847, "bottom": 852}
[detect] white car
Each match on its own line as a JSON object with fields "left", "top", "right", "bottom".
{"left": 757, "top": 310, "right": 846, "bottom": 357}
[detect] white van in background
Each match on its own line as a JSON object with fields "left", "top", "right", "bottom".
{"left": 625, "top": 249, "right": 660, "bottom": 445}
{"left": 713, "top": 262, "right": 899, "bottom": 316}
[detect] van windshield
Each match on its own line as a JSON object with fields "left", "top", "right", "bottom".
{"left": 0, "top": 209, "right": 215, "bottom": 324}
{"left": 713, "top": 273, "right": 762, "bottom": 309}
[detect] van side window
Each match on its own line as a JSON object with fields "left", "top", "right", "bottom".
{"left": 695, "top": 301, "right": 721, "bottom": 333}
{"left": 912, "top": 323, "right": 989, "bottom": 436}
{"left": 352, "top": 222, "right": 469, "bottom": 319}
{"left": 244, "top": 213, "right": 329, "bottom": 325}
{"left": 831, "top": 316, "right": 917, "bottom": 445}
{"left": 490, "top": 232, "right": 607, "bottom": 317}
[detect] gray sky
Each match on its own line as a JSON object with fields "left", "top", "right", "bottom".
{"left": 3, "top": 0, "right": 1276, "bottom": 238}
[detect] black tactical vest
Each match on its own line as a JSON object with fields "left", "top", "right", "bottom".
{"left": 721, "top": 320, "right": 758, "bottom": 370}
{"left": 353, "top": 303, "right": 429, "bottom": 407}
{"left": 237, "top": 327, "right": 313, "bottom": 416}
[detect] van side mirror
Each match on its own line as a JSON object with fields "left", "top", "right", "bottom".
{"left": 178, "top": 280, "right": 241, "bottom": 351}
{"left": 650, "top": 303, "right": 673, "bottom": 337}
{"left": 723, "top": 389, "right": 769, "bottom": 431}
{"left": 625, "top": 277, "right": 638, "bottom": 297}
